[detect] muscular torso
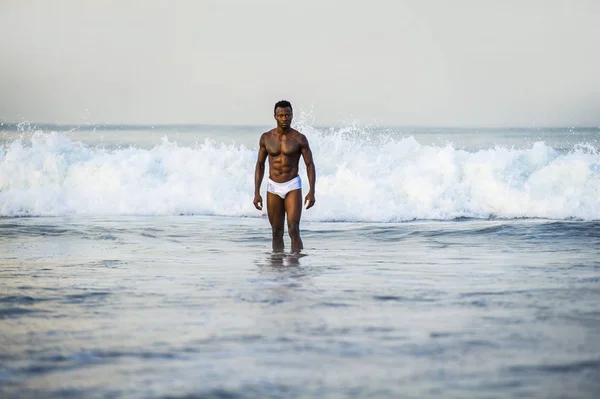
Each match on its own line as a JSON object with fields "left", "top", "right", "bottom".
{"left": 262, "top": 128, "right": 304, "bottom": 183}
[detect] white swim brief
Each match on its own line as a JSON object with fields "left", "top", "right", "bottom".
{"left": 266, "top": 175, "right": 302, "bottom": 199}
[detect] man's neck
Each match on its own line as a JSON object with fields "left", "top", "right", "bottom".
{"left": 276, "top": 127, "right": 291, "bottom": 135}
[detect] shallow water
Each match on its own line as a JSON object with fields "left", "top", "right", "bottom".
{"left": 1, "top": 216, "right": 599, "bottom": 398}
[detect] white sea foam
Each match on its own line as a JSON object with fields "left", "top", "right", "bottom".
{"left": 1, "top": 128, "right": 599, "bottom": 220}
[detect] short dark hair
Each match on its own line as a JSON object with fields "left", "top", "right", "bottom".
{"left": 274, "top": 100, "right": 292, "bottom": 114}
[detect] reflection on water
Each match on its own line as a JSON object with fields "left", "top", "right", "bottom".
{"left": 265, "top": 251, "right": 306, "bottom": 267}
{"left": 253, "top": 252, "right": 312, "bottom": 294}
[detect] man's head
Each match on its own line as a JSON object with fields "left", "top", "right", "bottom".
{"left": 274, "top": 100, "right": 292, "bottom": 114}
{"left": 274, "top": 100, "right": 293, "bottom": 129}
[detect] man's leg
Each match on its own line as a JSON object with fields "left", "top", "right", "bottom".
{"left": 285, "top": 189, "right": 303, "bottom": 252}
{"left": 267, "top": 192, "right": 285, "bottom": 251}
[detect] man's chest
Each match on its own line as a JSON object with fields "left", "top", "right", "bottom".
{"left": 265, "top": 137, "right": 301, "bottom": 156}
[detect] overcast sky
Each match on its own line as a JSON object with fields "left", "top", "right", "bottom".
{"left": 1, "top": 0, "right": 599, "bottom": 127}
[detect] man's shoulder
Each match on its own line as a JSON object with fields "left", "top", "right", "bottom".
{"left": 262, "top": 128, "right": 278, "bottom": 136}
{"left": 292, "top": 129, "right": 308, "bottom": 142}
{"left": 259, "top": 129, "right": 275, "bottom": 141}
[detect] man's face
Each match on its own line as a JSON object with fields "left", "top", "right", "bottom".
{"left": 274, "top": 107, "right": 293, "bottom": 129}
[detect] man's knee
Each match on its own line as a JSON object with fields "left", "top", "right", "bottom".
{"left": 287, "top": 222, "right": 300, "bottom": 237}
{"left": 272, "top": 226, "right": 284, "bottom": 238}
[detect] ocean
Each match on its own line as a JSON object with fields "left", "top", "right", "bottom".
{"left": 1, "top": 121, "right": 599, "bottom": 398}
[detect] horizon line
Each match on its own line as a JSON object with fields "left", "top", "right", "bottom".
{"left": 1, "top": 121, "right": 599, "bottom": 131}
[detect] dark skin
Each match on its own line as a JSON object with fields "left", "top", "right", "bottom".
{"left": 254, "top": 106, "right": 316, "bottom": 252}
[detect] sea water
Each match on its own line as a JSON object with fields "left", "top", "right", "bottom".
{"left": 1, "top": 121, "right": 599, "bottom": 398}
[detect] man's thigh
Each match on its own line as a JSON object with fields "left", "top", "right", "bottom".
{"left": 267, "top": 192, "right": 286, "bottom": 229}
{"left": 284, "top": 189, "right": 303, "bottom": 224}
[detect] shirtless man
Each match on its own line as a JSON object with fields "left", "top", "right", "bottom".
{"left": 253, "top": 100, "right": 316, "bottom": 252}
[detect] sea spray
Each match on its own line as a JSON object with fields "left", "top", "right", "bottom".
{"left": 1, "top": 128, "right": 599, "bottom": 220}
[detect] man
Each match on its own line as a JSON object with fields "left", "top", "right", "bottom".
{"left": 253, "top": 100, "right": 316, "bottom": 252}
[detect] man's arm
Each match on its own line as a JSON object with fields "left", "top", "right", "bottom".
{"left": 253, "top": 134, "right": 268, "bottom": 210}
{"left": 300, "top": 135, "right": 316, "bottom": 209}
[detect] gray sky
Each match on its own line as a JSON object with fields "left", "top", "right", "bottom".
{"left": 1, "top": 0, "right": 599, "bottom": 127}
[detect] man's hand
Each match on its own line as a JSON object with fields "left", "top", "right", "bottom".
{"left": 304, "top": 192, "right": 315, "bottom": 209}
{"left": 253, "top": 194, "right": 263, "bottom": 210}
